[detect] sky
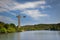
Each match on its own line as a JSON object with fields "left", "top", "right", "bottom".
{"left": 0, "top": 0, "right": 60, "bottom": 26}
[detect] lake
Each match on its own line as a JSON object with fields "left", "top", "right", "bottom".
{"left": 0, "top": 30, "right": 60, "bottom": 40}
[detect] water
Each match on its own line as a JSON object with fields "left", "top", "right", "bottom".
{"left": 0, "top": 30, "right": 60, "bottom": 40}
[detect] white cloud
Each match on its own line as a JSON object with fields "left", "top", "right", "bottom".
{"left": 40, "top": 5, "right": 52, "bottom": 9}
{"left": 6, "top": 11, "right": 17, "bottom": 16}
{"left": 0, "top": 15, "right": 17, "bottom": 24}
{"left": 0, "top": 0, "right": 50, "bottom": 19}
{"left": 22, "top": 10, "right": 48, "bottom": 19}
{"left": 0, "top": 0, "right": 14, "bottom": 12}
{"left": 0, "top": 0, "right": 51, "bottom": 11}
{"left": 12, "top": 0, "right": 46, "bottom": 10}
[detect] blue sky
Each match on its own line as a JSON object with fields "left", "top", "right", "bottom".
{"left": 0, "top": 0, "right": 60, "bottom": 26}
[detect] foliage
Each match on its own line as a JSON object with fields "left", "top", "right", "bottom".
{"left": 0, "top": 27, "right": 7, "bottom": 33}
{"left": 10, "top": 23, "right": 16, "bottom": 28}
{"left": 0, "top": 22, "right": 16, "bottom": 33}
{"left": 4, "top": 24, "right": 9, "bottom": 29}
{"left": 0, "top": 21, "right": 60, "bottom": 33}
{"left": 21, "top": 24, "right": 60, "bottom": 31}
{"left": 7, "top": 27, "right": 16, "bottom": 33}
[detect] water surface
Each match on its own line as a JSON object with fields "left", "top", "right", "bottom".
{"left": 0, "top": 30, "right": 60, "bottom": 40}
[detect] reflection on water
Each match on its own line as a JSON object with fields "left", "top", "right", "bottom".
{"left": 0, "top": 33, "right": 15, "bottom": 40}
{"left": 0, "top": 30, "right": 60, "bottom": 40}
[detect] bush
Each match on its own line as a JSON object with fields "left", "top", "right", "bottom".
{"left": 0, "top": 27, "right": 7, "bottom": 33}
{"left": 7, "top": 27, "right": 16, "bottom": 33}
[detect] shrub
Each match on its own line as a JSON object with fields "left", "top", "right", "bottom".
{"left": 7, "top": 27, "right": 16, "bottom": 33}
{"left": 0, "top": 27, "right": 7, "bottom": 33}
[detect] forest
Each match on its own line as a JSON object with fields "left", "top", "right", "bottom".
{"left": 0, "top": 21, "right": 60, "bottom": 33}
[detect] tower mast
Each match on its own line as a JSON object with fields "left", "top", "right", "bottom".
{"left": 17, "top": 15, "right": 26, "bottom": 28}
{"left": 17, "top": 15, "right": 20, "bottom": 28}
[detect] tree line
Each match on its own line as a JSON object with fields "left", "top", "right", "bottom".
{"left": 0, "top": 21, "right": 16, "bottom": 33}
{"left": 20, "top": 23, "right": 60, "bottom": 31}
{"left": 0, "top": 21, "right": 60, "bottom": 33}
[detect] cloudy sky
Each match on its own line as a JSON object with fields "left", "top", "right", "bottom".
{"left": 0, "top": 0, "right": 60, "bottom": 26}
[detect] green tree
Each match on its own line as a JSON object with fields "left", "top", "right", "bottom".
{"left": 10, "top": 23, "right": 16, "bottom": 28}
{"left": 57, "top": 23, "right": 60, "bottom": 30}
{"left": 0, "top": 22, "right": 5, "bottom": 28}
{"left": 4, "top": 24, "right": 9, "bottom": 29}
{"left": 7, "top": 27, "right": 16, "bottom": 33}
{"left": 0, "top": 27, "right": 7, "bottom": 33}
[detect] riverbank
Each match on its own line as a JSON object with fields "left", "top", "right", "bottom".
{"left": 0, "top": 21, "right": 60, "bottom": 33}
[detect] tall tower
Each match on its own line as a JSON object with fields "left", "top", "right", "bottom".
{"left": 16, "top": 15, "right": 26, "bottom": 28}
{"left": 17, "top": 15, "right": 20, "bottom": 28}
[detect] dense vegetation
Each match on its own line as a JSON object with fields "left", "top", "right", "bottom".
{"left": 0, "top": 21, "right": 60, "bottom": 33}
{"left": 0, "top": 22, "right": 16, "bottom": 33}
{"left": 20, "top": 23, "right": 60, "bottom": 31}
